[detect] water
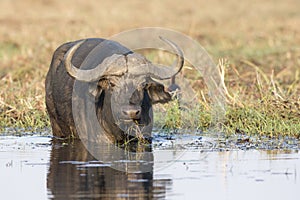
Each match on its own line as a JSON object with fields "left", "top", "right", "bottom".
{"left": 0, "top": 135, "right": 299, "bottom": 200}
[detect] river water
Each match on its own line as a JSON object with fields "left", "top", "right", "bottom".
{"left": 0, "top": 134, "right": 299, "bottom": 200}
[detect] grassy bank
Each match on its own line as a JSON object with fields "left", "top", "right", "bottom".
{"left": 0, "top": 0, "right": 299, "bottom": 137}
{"left": 154, "top": 59, "right": 300, "bottom": 138}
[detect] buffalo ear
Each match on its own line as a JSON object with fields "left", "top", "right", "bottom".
{"left": 88, "top": 79, "right": 110, "bottom": 100}
{"left": 88, "top": 83, "right": 103, "bottom": 100}
{"left": 147, "top": 81, "right": 172, "bottom": 104}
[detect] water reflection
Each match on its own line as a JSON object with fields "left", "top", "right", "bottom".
{"left": 1, "top": 136, "right": 299, "bottom": 200}
{"left": 47, "top": 139, "right": 171, "bottom": 199}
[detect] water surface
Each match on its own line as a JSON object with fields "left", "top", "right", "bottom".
{"left": 0, "top": 135, "right": 299, "bottom": 200}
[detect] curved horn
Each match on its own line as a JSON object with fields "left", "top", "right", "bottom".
{"left": 64, "top": 40, "right": 126, "bottom": 82}
{"left": 148, "top": 36, "right": 184, "bottom": 80}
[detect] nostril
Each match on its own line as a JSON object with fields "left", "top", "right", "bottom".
{"left": 130, "top": 109, "right": 141, "bottom": 119}
{"left": 135, "top": 110, "right": 140, "bottom": 116}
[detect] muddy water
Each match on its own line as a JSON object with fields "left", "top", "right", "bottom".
{"left": 0, "top": 135, "right": 299, "bottom": 200}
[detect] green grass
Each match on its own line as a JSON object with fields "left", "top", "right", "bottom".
{"left": 223, "top": 100, "right": 300, "bottom": 138}
{"left": 154, "top": 59, "right": 300, "bottom": 138}
{"left": 155, "top": 97, "right": 300, "bottom": 138}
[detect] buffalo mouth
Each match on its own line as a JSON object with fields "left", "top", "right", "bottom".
{"left": 117, "top": 118, "right": 151, "bottom": 135}
{"left": 119, "top": 118, "right": 145, "bottom": 126}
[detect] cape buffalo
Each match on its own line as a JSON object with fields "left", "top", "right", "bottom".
{"left": 45, "top": 37, "right": 183, "bottom": 143}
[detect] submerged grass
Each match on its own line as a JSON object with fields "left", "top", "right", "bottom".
{"left": 0, "top": 0, "right": 299, "bottom": 138}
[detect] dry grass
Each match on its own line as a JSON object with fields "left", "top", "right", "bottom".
{"left": 0, "top": 0, "right": 299, "bottom": 136}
